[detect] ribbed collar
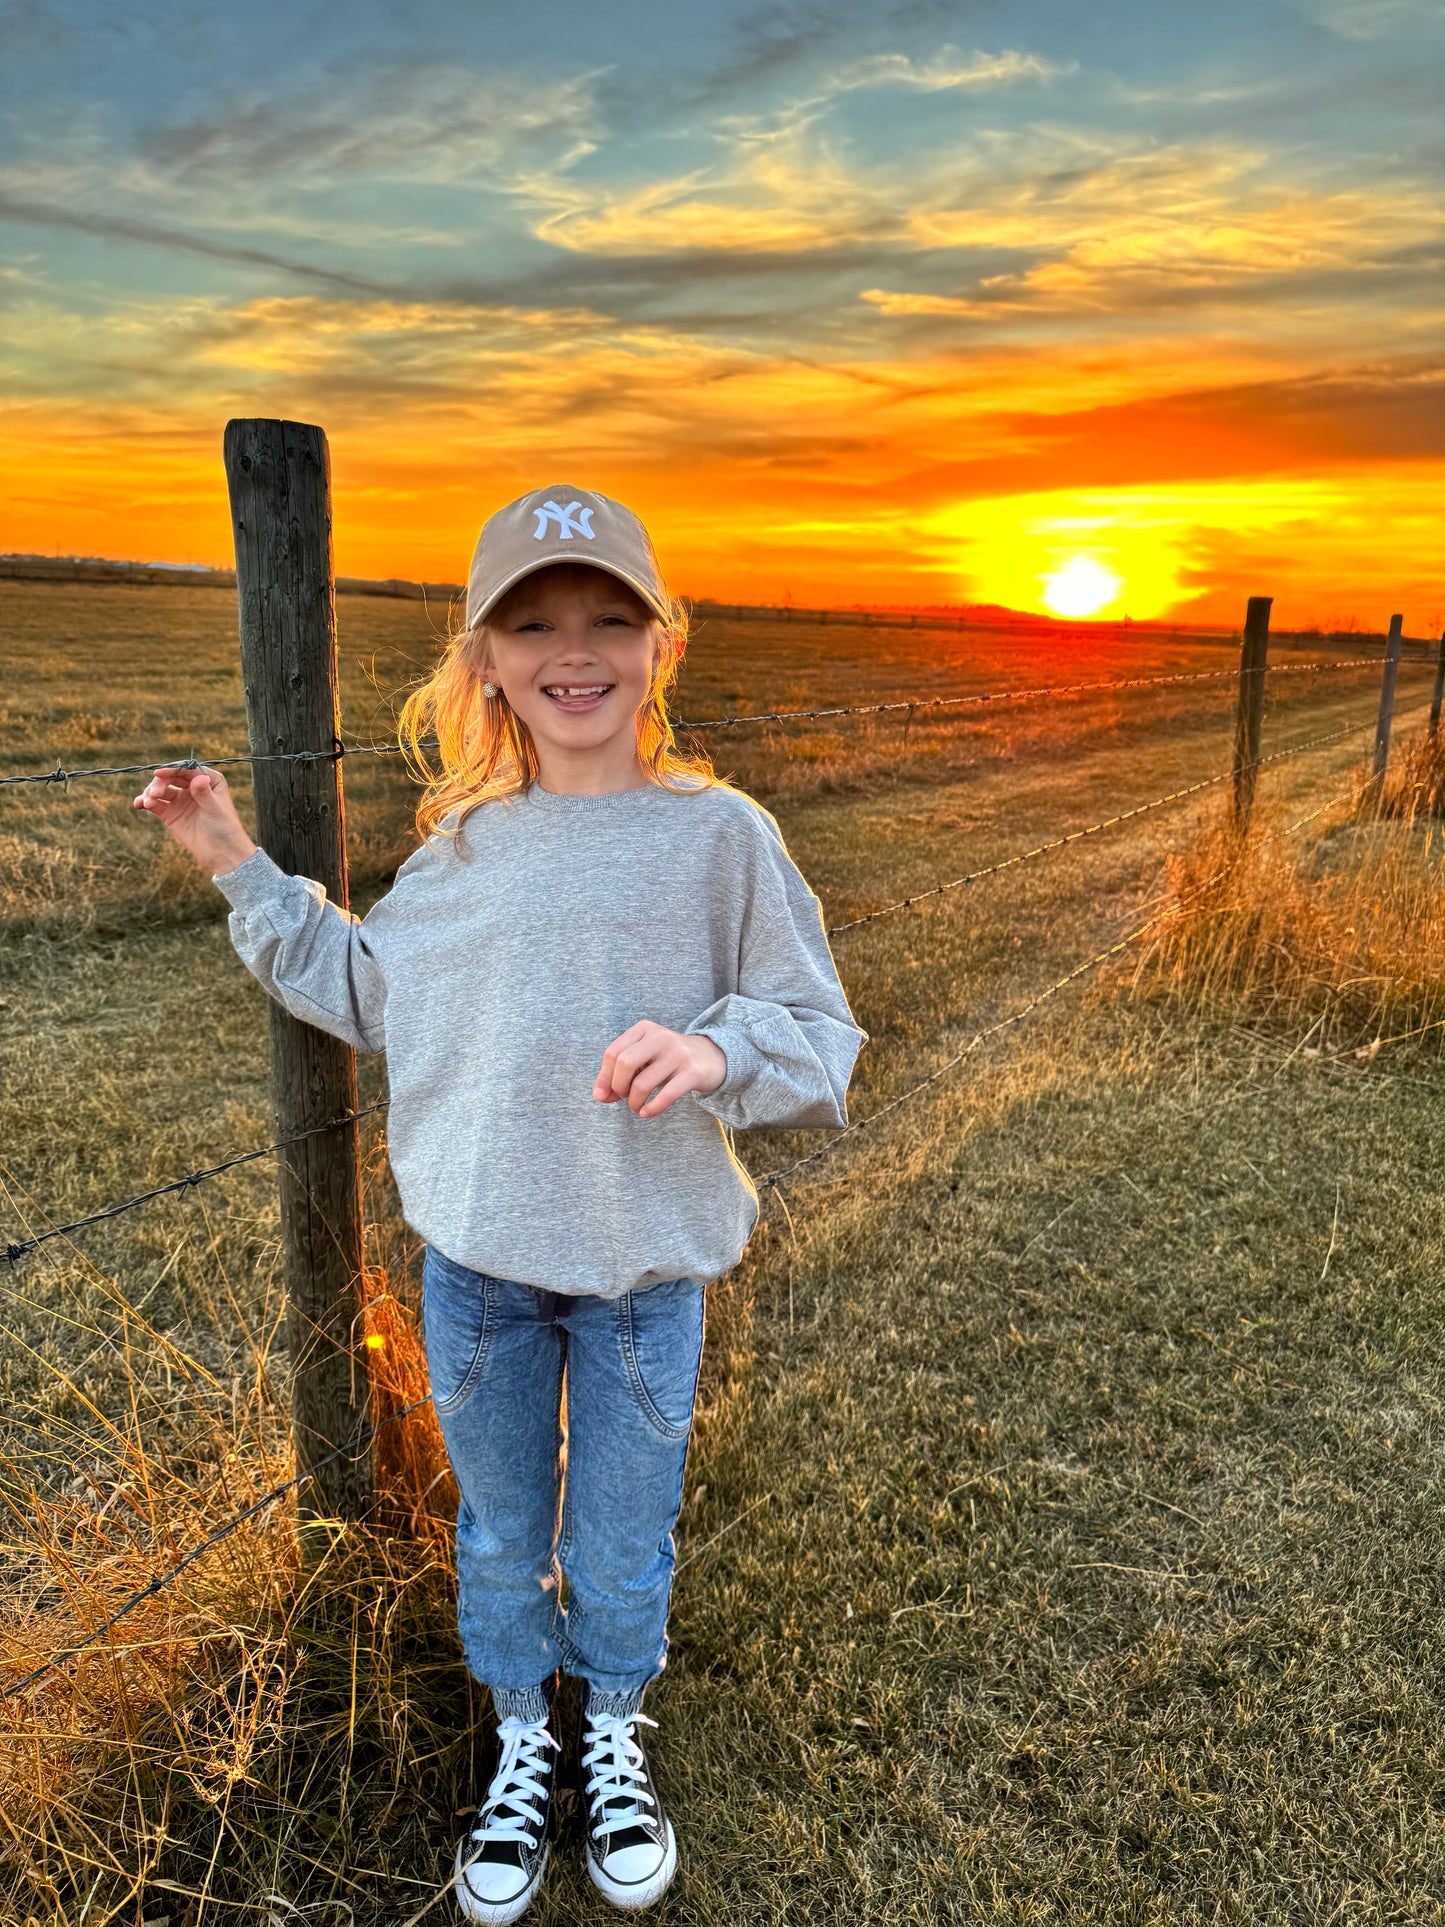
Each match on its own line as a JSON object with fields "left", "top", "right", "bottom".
{"left": 524, "top": 778, "right": 670, "bottom": 814}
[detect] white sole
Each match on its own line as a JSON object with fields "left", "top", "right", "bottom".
{"left": 454, "top": 1839, "right": 550, "bottom": 1925}
{"left": 586, "top": 1819, "right": 678, "bottom": 1910}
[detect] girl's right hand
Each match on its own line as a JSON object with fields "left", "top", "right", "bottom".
{"left": 133, "top": 764, "right": 258, "bottom": 878}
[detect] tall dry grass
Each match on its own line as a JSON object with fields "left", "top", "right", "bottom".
{"left": 0, "top": 1147, "right": 472, "bottom": 1924}
{"left": 1378, "top": 724, "right": 1445, "bottom": 822}
{"left": 1135, "top": 734, "right": 1445, "bottom": 1058}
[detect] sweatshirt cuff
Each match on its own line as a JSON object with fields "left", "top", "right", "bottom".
{"left": 211, "top": 845, "right": 289, "bottom": 912}
{"left": 686, "top": 1019, "right": 764, "bottom": 1108}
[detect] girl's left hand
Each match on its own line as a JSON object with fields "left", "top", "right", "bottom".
{"left": 594, "top": 1022, "right": 728, "bottom": 1117}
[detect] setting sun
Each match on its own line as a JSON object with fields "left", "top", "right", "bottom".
{"left": 1043, "top": 556, "right": 1122, "bottom": 619}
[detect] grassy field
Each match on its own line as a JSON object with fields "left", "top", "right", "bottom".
{"left": 3, "top": 578, "right": 1445, "bottom": 1923}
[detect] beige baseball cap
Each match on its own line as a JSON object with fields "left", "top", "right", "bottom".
{"left": 465, "top": 484, "right": 671, "bottom": 629}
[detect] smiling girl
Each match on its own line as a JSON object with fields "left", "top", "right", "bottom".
{"left": 133, "top": 484, "right": 867, "bottom": 1922}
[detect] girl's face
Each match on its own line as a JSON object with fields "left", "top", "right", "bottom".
{"left": 482, "top": 564, "right": 658, "bottom": 779}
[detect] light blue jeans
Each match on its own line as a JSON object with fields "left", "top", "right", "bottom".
{"left": 421, "top": 1243, "right": 707, "bottom": 1722}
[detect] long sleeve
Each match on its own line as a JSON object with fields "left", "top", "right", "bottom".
{"left": 212, "top": 846, "right": 388, "bottom": 1054}
{"left": 684, "top": 809, "right": 868, "bottom": 1131}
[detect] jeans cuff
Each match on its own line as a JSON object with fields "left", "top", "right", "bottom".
{"left": 491, "top": 1678, "right": 554, "bottom": 1724}
{"left": 582, "top": 1681, "right": 648, "bottom": 1721}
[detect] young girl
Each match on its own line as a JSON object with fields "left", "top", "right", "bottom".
{"left": 134, "top": 483, "right": 868, "bottom": 1922}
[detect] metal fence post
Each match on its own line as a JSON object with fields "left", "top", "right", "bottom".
{"left": 1232, "top": 595, "right": 1272, "bottom": 829}
{"left": 1370, "top": 614, "right": 1405, "bottom": 797}
{"left": 223, "top": 417, "right": 371, "bottom": 1531}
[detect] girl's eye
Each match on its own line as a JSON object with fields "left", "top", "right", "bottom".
{"left": 508, "top": 614, "right": 634, "bottom": 632}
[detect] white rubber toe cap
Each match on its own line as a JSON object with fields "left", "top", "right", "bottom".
{"left": 599, "top": 1840, "right": 667, "bottom": 1884}
{"left": 455, "top": 1841, "right": 547, "bottom": 1925}
{"left": 461, "top": 1862, "right": 527, "bottom": 1904}
{"left": 588, "top": 1820, "right": 677, "bottom": 1910}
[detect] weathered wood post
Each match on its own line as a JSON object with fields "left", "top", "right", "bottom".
{"left": 1232, "top": 595, "right": 1272, "bottom": 829}
{"left": 223, "top": 418, "right": 371, "bottom": 1528}
{"left": 1428, "top": 629, "right": 1445, "bottom": 740}
{"left": 1370, "top": 613, "right": 1405, "bottom": 798}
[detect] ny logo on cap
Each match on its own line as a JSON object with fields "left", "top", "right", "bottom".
{"left": 533, "top": 500, "right": 596, "bottom": 541}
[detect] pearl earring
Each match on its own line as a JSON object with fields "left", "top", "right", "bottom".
{"left": 482, "top": 681, "right": 498, "bottom": 699}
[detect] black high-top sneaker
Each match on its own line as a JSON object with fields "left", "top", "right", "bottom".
{"left": 454, "top": 1684, "right": 562, "bottom": 1925}
{"left": 575, "top": 1689, "right": 677, "bottom": 1910}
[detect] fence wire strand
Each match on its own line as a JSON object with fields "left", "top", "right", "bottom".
{"left": 761, "top": 773, "right": 1368, "bottom": 1196}
{"left": 828, "top": 716, "right": 1371, "bottom": 935}
{"left": 0, "top": 657, "right": 1388, "bottom": 789}
{"left": 1, "top": 1395, "right": 433, "bottom": 1700}
{"left": 2, "top": 1101, "right": 387, "bottom": 1267}
{"left": 674, "top": 656, "right": 1384, "bottom": 733}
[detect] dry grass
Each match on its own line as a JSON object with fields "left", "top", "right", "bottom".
{"left": 5, "top": 581, "right": 1445, "bottom": 1922}
{"left": 1136, "top": 733, "right": 1445, "bottom": 1057}
{"left": 1379, "top": 726, "right": 1445, "bottom": 822}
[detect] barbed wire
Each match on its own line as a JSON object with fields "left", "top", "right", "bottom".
{"left": 760, "top": 770, "right": 1369, "bottom": 1195}
{"left": 760, "top": 902, "right": 1191, "bottom": 1194}
{"left": 1, "top": 1394, "right": 432, "bottom": 1700}
{"left": 0, "top": 763, "right": 1378, "bottom": 1698}
{"left": 0, "top": 656, "right": 1387, "bottom": 790}
{"left": 0, "top": 716, "right": 1377, "bottom": 1272}
{"left": 673, "top": 656, "right": 1385, "bottom": 733}
{"left": 1, "top": 739, "right": 354, "bottom": 791}
{"left": 2, "top": 1100, "right": 387, "bottom": 1267}
{"left": 827, "top": 716, "right": 1372, "bottom": 935}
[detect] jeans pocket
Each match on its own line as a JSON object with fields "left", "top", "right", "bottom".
{"left": 616, "top": 1276, "right": 706, "bottom": 1440}
{"left": 421, "top": 1246, "right": 497, "bottom": 1417}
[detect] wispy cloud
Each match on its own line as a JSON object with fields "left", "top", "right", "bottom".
{"left": 1295, "top": 0, "right": 1442, "bottom": 40}
{"left": 0, "top": 192, "right": 399, "bottom": 293}
{"left": 822, "top": 47, "right": 1069, "bottom": 93}
{"left": 0, "top": 0, "right": 68, "bottom": 58}
{"left": 865, "top": 142, "right": 1444, "bottom": 320}
{"left": 672, "top": 0, "right": 886, "bottom": 107}
{"left": 525, "top": 152, "right": 889, "bottom": 256}
{"left": 519, "top": 42, "right": 1064, "bottom": 256}
{"left": 0, "top": 59, "right": 606, "bottom": 263}
{"left": 133, "top": 61, "right": 603, "bottom": 189}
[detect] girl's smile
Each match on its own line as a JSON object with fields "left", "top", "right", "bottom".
{"left": 483, "top": 563, "right": 657, "bottom": 791}
{"left": 542, "top": 681, "right": 616, "bottom": 713}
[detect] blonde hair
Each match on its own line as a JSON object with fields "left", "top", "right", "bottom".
{"left": 397, "top": 563, "right": 717, "bottom": 850}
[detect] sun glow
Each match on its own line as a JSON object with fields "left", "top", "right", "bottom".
{"left": 919, "top": 481, "right": 1386, "bottom": 625}
{"left": 1042, "top": 556, "right": 1122, "bottom": 618}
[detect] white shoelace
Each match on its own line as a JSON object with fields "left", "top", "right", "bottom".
{"left": 581, "top": 1711, "right": 660, "bottom": 1843}
{"left": 468, "top": 1714, "right": 560, "bottom": 1852}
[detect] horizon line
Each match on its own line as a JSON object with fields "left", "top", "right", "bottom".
{"left": 0, "top": 551, "right": 1415, "bottom": 641}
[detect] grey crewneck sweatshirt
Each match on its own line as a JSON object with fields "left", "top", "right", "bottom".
{"left": 212, "top": 776, "right": 868, "bottom": 1299}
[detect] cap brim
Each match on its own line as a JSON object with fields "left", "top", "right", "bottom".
{"left": 470, "top": 556, "right": 670, "bottom": 627}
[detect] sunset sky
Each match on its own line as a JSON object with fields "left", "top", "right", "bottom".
{"left": 1, "top": 0, "right": 1441, "bottom": 628}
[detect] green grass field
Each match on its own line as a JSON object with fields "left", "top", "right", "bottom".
{"left": 3, "top": 579, "right": 1445, "bottom": 1924}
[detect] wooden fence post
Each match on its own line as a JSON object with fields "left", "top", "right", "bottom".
{"left": 1232, "top": 595, "right": 1272, "bottom": 829}
{"left": 223, "top": 418, "right": 371, "bottom": 1529}
{"left": 1429, "top": 628, "right": 1445, "bottom": 740}
{"left": 1370, "top": 614, "right": 1405, "bottom": 794}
